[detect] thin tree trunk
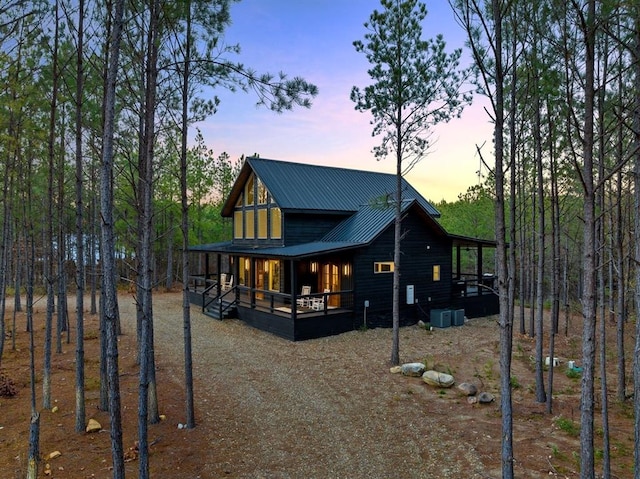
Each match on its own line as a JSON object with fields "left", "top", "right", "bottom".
{"left": 74, "top": 0, "right": 86, "bottom": 433}
{"left": 596, "top": 33, "right": 611, "bottom": 478}
{"left": 547, "top": 112, "right": 560, "bottom": 415}
{"left": 43, "top": 0, "right": 61, "bottom": 411}
{"left": 578, "top": 2, "right": 597, "bottom": 477}
{"left": 180, "top": 0, "right": 196, "bottom": 429}
{"left": 631, "top": 4, "right": 640, "bottom": 478}
{"left": 100, "top": 0, "right": 127, "bottom": 475}
{"left": 533, "top": 37, "right": 546, "bottom": 403}
{"left": 57, "top": 111, "right": 68, "bottom": 353}
{"left": 26, "top": 143, "right": 39, "bottom": 479}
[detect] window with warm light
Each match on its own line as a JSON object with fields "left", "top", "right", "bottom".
{"left": 433, "top": 265, "right": 441, "bottom": 281}
{"left": 234, "top": 211, "right": 243, "bottom": 239}
{"left": 233, "top": 173, "right": 283, "bottom": 241}
{"left": 271, "top": 207, "right": 282, "bottom": 239}
{"left": 245, "top": 210, "right": 255, "bottom": 239}
{"left": 374, "top": 261, "right": 394, "bottom": 274}
{"left": 257, "top": 209, "right": 268, "bottom": 239}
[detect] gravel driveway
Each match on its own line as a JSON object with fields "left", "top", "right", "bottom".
{"left": 119, "top": 293, "right": 500, "bottom": 478}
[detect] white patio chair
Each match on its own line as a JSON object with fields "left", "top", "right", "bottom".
{"left": 311, "top": 289, "right": 330, "bottom": 311}
{"left": 296, "top": 285, "right": 311, "bottom": 308}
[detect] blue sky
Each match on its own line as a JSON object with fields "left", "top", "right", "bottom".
{"left": 197, "top": 0, "right": 494, "bottom": 202}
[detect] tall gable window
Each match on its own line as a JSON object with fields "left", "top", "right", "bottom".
{"left": 245, "top": 175, "right": 255, "bottom": 205}
{"left": 234, "top": 173, "right": 282, "bottom": 241}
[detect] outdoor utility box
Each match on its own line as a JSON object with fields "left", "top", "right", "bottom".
{"left": 430, "top": 309, "right": 451, "bottom": 328}
{"left": 452, "top": 309, "right": 465, "bottom": 326}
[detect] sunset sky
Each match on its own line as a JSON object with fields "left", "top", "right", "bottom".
{"left": 197, "top": 0, "right": 494, "bottom": 203}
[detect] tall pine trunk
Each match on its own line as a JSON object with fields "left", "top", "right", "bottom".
{"left": 74, "top": 0, "right": 86, "bottom": 433}
{"left": 100, "top": 0, "right": 127, "bottom": 475}
{"left": 180, "top": 0, "right": 196, "bottom": 429}
{"left": 578, "top": 1, "right": 597, "bottom": 477}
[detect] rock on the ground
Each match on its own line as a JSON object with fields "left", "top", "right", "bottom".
{"left": 86, "top": 418, "right": 101, "bottom": 433}
{"left": 401, "top": 362, "right": 426, "bottom": 377}
{"left": 390, "top": 366, "right": 402, "bottom": 374}
{"left": 422, "top": 370, "right": 455, "bottom": 388}
{"left": 478, "top": 392, "right": 495, "bottom": 404}
{"left": 457, "top": 382, "right": 478, "bottom": 396}
{"left": 45, "top": 451, "right": 61, "bottom": 460}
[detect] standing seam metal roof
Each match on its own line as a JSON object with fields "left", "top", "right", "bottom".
{"left": 222, "top": 157, "right": 441, "bottom": 217}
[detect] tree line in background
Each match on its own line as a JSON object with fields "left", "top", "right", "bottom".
{"left": 0, "top": 0, "right": 316, "bottom": 477}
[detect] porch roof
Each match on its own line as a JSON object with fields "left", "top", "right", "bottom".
{"left": 189, "top": 240, "right": 365, "bottom": 259}
{"left": 448, "top": 233, "right": 498, "bottom": 248}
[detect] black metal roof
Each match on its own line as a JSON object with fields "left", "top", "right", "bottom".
{"left": 191, "top": 199, "right": 450, "bottom": 259}
{"left": 189, "top": 240, "right": 364, "bottom": 259}
{"left": 221, "top": 157, "right": 441, "bottom": 217}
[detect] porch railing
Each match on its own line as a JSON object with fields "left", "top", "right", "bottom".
{"left": 452, "top": 274, "right": 496, "bottom": 297}
{"left": 235, "top": 286, "right": 354, "bottom": 316}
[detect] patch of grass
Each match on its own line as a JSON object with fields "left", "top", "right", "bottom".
{"left": 555, "top": 416, "right": 580, "bottom": 437}
{"left": 483, "top": 360, "right": 495, "bottom": 381}
{"left": 549, "top": 443, "right": 566, "bottom": 461}
{"left": 565, "top": 368, "right": 581, "bottom": 379}
{"left": 85, "top": 330, "right": 99, "bottom": 340}
{"left": 510, "top": 376, "right": 520, "bottom": 389}
{"left": 85, "top": 376, "right": 101, "bottom": 391}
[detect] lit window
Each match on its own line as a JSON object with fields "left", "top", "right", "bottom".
{"left": 257, "top": 178, "right": 268, "bottom": 204}
{"left": 257, "top": 209, "right": 268, "bottom": 238}
{"left": 271, "top": 207, "right": 282, "bottom": 239}
{"left": 374, "top": 262, "right": 394, "bottom": 274}
{"left": 245, "top": 210, "right": 254, "bottom": 239}
{"left": 433, "top": 265, "right": 441, "bottom": 281}
{"left": 245, "top": 175, "right": 255, "bottom": 205}
{"left": 233, "top": 211, "right": 243, "bottom": 239}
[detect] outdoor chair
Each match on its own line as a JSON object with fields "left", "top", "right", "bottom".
{"left": 223, "top": 275, "right": 234, "bottom": 291}
{"left": 311, "top": 288, "right": 330, "bottom": 311}
{"left": 296, "top": 285, "right": 311, "bottom": 308}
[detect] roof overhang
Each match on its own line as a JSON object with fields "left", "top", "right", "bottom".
{"left": 188, "top": 240, "right": 365, "bottom": 260}
{"left": 448, "top": 233, "right": 498, "bottom": 248}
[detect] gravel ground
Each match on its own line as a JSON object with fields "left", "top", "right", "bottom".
{"left": 117, "top": 292, "right": 539, "bottom": 478}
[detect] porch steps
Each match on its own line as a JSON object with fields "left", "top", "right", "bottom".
{"left": 203, "top": 300, "right": 237, "bottom": 320}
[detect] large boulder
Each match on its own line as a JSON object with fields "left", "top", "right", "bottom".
{"left": 422, "top": 370, "right": 455, "bottom": 388}
{"left": 401, "top": 362, "right": 426, "bottom": 377}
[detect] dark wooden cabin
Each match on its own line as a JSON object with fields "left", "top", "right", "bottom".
{"left": 188, "top": 157, "right": 498, "bottom": 341}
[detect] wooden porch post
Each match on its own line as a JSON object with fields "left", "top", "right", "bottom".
{"left": 205, "top": 253, "right": 210, "bottom": 282}
{"left": 290, "top": 260, "right": 297, "bottom": 321}
{"left": 456, "top": 244, "right": 461, "bottom": 279}
{"left": 217, "top": 253, "right": 222, "bottom": 296}
{"left": 250, "top": 257, "right": 255, "bottom": 308}
{"left": 477, "top": 245, "right": 483, "bottom": 296}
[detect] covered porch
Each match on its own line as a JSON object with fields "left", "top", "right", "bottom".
{"left": 187, "top": 242, "right": 358, "bottom": 341}
{"left": 448, "top": 234, "right": 499, "bottom": 318}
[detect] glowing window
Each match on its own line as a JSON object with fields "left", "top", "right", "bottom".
{"left": 433, "top": 265, "right": 441, "bottom": 281}
{"left": 374, "top": 262, "right": 394, "bottom": 274}
{"left": 270, "top": 207, "right": 282, "bottom": 239}
{"left": 245, "top": 210, "right": 254, "bottom": 239}
{"left": 257, "top": 209, "right": 268, "bottom": 239}
{"left": 245, "top": 175, "right": 255, "bottom": 205}
{"left": 233, "top": 211, "right": 243, "bottom": 239}
{"left": 257, "top": 178, "right": 268, "bottom": 204}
